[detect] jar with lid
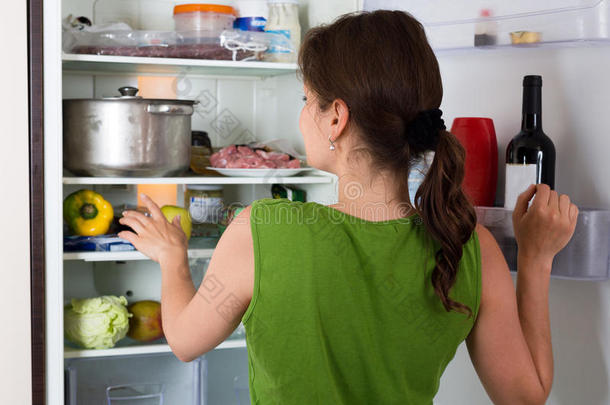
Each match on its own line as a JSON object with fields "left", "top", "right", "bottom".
{"left": 264, "top": 0, "right": 301, "bottom": 63}
{"left": 190, "top": 131, "right": 216, "bottom": 175}
{"left": 233, "top": 0, "right": 269, "bottom": 31}
{"left": 185, "top": 185, "right": 224, "bottom": 237}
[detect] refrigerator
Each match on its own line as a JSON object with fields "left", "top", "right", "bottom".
{"left": 33, "top": 0, "right": 610, "bottom": 404}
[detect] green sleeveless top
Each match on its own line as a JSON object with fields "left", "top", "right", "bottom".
{"left": 243, "top": 198, "right": 481, "bottom": 405}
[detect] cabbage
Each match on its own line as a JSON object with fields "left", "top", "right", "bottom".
{"left": 64, "top": 296, "right": 132, "bottom": 349}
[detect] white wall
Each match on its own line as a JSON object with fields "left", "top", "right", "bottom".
{"left": 0, "top": 0, "right": 32, "bottom": 404}
{"left": 434, "top": 45, "right": 610, "bottom": 405}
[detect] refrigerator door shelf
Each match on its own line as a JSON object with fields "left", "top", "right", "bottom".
{"left": 363, "top": 0, "right": 610, "bottom": 52}
{"left": 475, "top": 206, "right": 610, "bottom": 281}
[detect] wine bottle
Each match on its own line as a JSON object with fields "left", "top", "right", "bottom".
{"left": 504, "top": 75, "right": 556, "bottom": 208}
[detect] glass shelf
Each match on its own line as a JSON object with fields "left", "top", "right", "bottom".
{"left": 63, "top": 174, "right": 334, "bottom": 185}
{"left": 62, "top": 53, "right": 298, "bottom": 77}
{"left": 64, "top": 236, "right": 219, "bottom": 262}
{"left": 64, "top": 338, "right": 246, "bottom": 359}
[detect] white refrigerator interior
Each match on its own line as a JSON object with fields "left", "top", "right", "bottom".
{"left": 44, "top": 0, "right": 609, "bottom": 404}
{"left": 434, "top": 45, "right": 610, "bottom": 405}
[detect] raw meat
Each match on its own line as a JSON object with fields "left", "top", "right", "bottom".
{"left": 73, "top": 44, "right": 257, "bottom": 61}
{"left": 210, "top": 145, "right": 301, "bottom": 169}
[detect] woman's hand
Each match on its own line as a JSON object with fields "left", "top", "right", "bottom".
{"left": 118, "top": 194, "right": 188, "bottom": 265}
{"left": 512, "top": 184, "right": 579, "bottom": 268}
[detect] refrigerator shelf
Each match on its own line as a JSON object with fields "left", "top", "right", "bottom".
{"left": 64, "top": 338, "right": 246, "bottom": 359}
{"left": 475, "top": 206, "right": 610, "bottom": 281}
{"left": 64, "top": 248, "right": 214, "bottom": 262}
{"left": 64, "top": 236, "right": 219, "bottom": 262}
{"left": 62, "top": 174, "right": 334, "bottom": 185}
{"left": 62, "top": 53, "right": 298, "bottom": 77}
{"left": 364, "top": 0, "right": 610, "bottom": 52}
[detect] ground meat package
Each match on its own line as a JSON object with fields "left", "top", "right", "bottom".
{"left": 63, "top": 20, "right": 294, "bottom": 61}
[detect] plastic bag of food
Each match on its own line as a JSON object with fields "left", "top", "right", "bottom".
{"left": 219, "top": 30, "right": 294, "bottom": 61}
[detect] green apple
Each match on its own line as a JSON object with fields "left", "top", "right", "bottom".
{"left": 160, "top": 205, "right": 192, "bottom": 240}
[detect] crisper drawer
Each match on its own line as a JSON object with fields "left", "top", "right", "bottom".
{"left": 363, "top": 0, "right": 610, "bottom": 50}
{"left": 65, "top": 353, "right": 203, "bottom": 405}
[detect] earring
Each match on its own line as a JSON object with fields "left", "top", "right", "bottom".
{"left": 328, "top": 136, "right": 336, "bottom": 151}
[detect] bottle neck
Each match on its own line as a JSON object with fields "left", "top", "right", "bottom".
{"left": 521, "top": 84, "right": 542, "bottom": 132}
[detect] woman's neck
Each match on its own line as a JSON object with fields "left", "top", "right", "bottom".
{"left": 332, "top": 164, "right": 414, "bottom": 222}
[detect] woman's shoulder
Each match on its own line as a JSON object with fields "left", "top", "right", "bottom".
{"left": 251, "top": 198, "right": 322, "bottom": 220}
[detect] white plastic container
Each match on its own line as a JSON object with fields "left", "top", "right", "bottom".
{"left": 265, "top": 0, "right": 301, "bottom": 62}
{"left": 173, "top": 4, "right": 236, "bottom": 32}
{"left": 234, "top": 0, "right": 269, "bottom": 31}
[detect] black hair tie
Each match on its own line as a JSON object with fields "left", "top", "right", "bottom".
{"left": 405, "top": 109, "right": 446, "bottom": 151}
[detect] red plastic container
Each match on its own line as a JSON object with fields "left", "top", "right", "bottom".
{"left": 450, "top": 117, "right": 498, "bottom": 207}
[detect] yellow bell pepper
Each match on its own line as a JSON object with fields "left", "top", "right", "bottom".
{"left": 63, "top": 189, "right": 114, "bottom": 236}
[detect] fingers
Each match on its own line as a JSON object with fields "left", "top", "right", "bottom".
{"left": 140, "top": 194, "right": 164, "bottom": 221}
{"left": 172, "top": 215, "right": 182, "bottom": 227}
{"left": 549, "top": 190, "right": 560, "bottom": 212}
{"left": 559, "top": 194, "right": 571, "bottom": 216}
{"left": 513, "top": 184, "right": 536, "bottom": 218}
{"left": 119, "top": 215, "right": 147, "bottom": 235}
{"left": 122, "top": 210, "right": 150, "bottom": 226}
{"left": 569, "top": 203, "right": 579, "bottom": 223}
{"left": 532, "top": 184, "right": 551, "bottom": 209}
{"left": 118, "top": 230, "right": 138, "bottom": 245}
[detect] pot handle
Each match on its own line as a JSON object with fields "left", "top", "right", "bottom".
{"left": 147, "top": 104, "right": 194, "bottom": 116}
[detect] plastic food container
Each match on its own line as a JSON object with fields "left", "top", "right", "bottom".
{"left": 234, "top": 0, "right": 269, "bottom": 31}
{"left": 173, "top": 4, "right": 236, "bottom": 32}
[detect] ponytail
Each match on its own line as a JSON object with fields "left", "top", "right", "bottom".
{"left": 299, "top": 10, "right": 477, "bottom": 316}
{"left": 415, "top": 131, "right": 476, "bottom": 317}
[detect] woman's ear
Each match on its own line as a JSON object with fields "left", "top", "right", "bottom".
{"left": 330, "top": 99, "right": 350, "bottom": 140}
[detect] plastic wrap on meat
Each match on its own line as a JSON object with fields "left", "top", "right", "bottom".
{"left": 72, "top": 44, "right": 256, "bottom": 61}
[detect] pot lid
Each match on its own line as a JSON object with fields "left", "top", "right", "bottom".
{"left": 64, "top": 87, "right": 198, "bottom": 105}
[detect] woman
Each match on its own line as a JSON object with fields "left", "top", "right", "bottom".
{"left": 119, "top": 10, "right": 578, "bottom": 405}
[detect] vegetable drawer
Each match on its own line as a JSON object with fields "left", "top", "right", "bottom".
{"left": 65, "top": 353, "right": 203, "bottom": 405}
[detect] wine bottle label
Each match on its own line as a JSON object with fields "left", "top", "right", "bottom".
{"left": 504, "top": 164, "right": 537, "bottom": 208}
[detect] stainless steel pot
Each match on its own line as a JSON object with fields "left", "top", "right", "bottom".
{"left": 63, "top": 86, "right": 197, "bottom": 177}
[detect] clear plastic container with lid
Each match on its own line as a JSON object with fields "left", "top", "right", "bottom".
{"left": 185, "top": 185, "right": 224, "bottom": 237}
{"left": 173, "top": 4, "right": 236, "bottom": 33}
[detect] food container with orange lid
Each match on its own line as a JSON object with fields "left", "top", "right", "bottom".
{"left": 173, "top": 4, "right": 236, "bottom": 33}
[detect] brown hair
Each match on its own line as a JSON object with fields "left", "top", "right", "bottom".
{"left": 299, "top": 10, "right": 476, "bottom": 316}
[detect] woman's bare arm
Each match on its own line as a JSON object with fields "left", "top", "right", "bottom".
{"left": 119, "top": 195, "right": 254, "bottom": 361}
{"left": 466, "top": 184, "right": 578, "bottom": 405}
